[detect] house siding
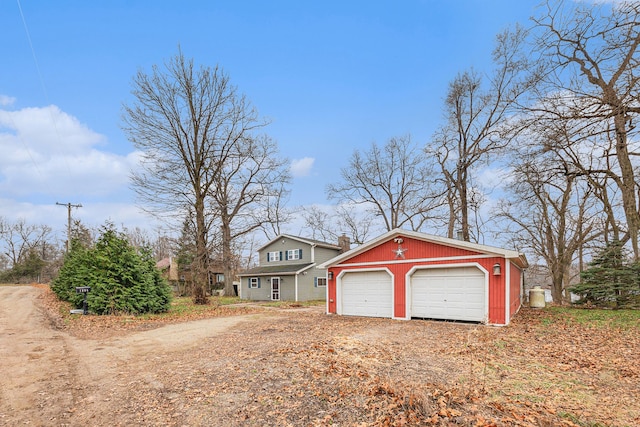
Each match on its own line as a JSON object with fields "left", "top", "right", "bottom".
{"left": 280, "top": 277, "right": 295, "bottom": 301}
{"left": 262, "top": 238, "right": 310, "bottom": 265}
{"left": 296, "top": 270, "right": 327, "bottom": 301}
{"left": 243, "top": 277, "right": 271, "bottom": 300}
{"left": 314, "top": 246, "right": 340, "bottom": 264}
{"left": 241, "top": 235, "right": 342, "bottom": 302}
{"left": 242, "top": 275, "right": 297, "bottom": 301}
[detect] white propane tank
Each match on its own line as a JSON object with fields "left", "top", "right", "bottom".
{"left": 529, "top": 286, "right": 546, "bottom": 308}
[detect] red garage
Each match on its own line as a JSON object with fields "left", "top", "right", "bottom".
{"left": 320, "top": 229, "right": 528, "bottom": 326}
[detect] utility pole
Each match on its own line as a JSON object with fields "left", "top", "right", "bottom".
{"left": 56, "top": 202, "right": 82, "bottom": 252}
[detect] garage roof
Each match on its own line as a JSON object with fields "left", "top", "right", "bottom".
{"left": 319, "top": 228, "right": 528, "bottom": 269}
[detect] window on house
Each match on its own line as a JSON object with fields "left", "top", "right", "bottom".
{"left": 249, "top": 277, "right": 260, "bottom": 289}
{"left": 287, "top": 249, "right": 302, "bottom": 260}
{"left": 316, "top": 277, "right": 327, "bottom": 287}
{"left": 268, "top": 251, "right": 280, "bottom": 262}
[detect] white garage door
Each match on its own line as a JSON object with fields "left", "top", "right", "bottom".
{"left": 341, "top": 270, "right": 393, "bottom": 318}
{"left": 411, "top": 267, "right": 485, "bottom": 322}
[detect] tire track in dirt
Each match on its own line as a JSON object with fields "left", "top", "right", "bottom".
{"left": 0, "top": 286, "right": 259, "bottom": 426}
{"left": 0, "top": 286, "right": 81, "bottom": 425}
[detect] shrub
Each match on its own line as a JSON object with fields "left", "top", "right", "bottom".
{"left": 51, "top": 223, "right": 172, "bottom": 314}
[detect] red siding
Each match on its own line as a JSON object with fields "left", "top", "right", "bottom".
{"left": 328, "top": 274, "right": 337, "bottom": 313}
{"left": 509, "top": 262, "right": 522, "bottom": 317}
{"left": 345, "top": 237, "right": 483, "bottom": 264}
{"left": 487, "top": 258, "right": 505, "bottom": 325}
{"left": 326, "top": 235, "right": 519, "bottom": 325}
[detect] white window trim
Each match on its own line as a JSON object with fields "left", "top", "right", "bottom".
{"left": 316, "top": 277, "right": 327, "bottom": 287}
{"left": 268, "top": 251, "right": 280, "bottom": 262}
{"left": 249, "top": 277, "right": 259, "bottom": 289}
{"left": 287, "top": 249, "right": 301, "bottom": 260}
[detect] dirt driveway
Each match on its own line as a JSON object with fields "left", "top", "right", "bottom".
{"left": 1, "top": 285, "right": 638, "bottom": 426}
{"left": 0, "top": 286, "right": 255, "bottom": 426}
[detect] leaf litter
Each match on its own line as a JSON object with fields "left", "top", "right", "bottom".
{"left": 35, "top": 284, "right": 640, "bottom": 426}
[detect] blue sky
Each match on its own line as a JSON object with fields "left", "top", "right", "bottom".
{"left": 1, "top": 1, "right": 540, "bottom": 240}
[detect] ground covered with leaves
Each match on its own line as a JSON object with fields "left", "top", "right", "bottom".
{"left": 23, "top": 286, "right": 640, "bottom": 425}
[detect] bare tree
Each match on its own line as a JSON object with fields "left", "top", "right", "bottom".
{"left": 530, "top": 0, "right": 640, "bottom": 258}
{"left": 301, "top": 204, "right": 375, "bottom": 246}
{"left": 258, "top": 181, "right": 292, "bottom": 240}
{"left": 0, "top": 218, "right": 52, "bottom": 268}
{"left": 327, "top": 135, "right": 442, "bottom": 232}
{"left": 334, "top": 205, "right": 376, "bottom": 245}
{"left": 123, "top": 49, "right": 278, "bottom": 303}
{"left": 497, "top": 145, "right": 603, "bottom": 303}
{"left": 533, "top": 117, "right": 625, "bottom": 248}
{"left": 149, "top": 230, "right": 174, "bottom": 261}
{"left": 208, "top": 133, "right": 291, "bottom": 296}
{"left": 0, "top": 217, "right": 58, "bottom": 282}
{"left": 301, "top": 206, "right": 337, "bottom": 242}
{"left": 429, "top": 26, "right": 534, "bottom": 242}
{"left": 123, "top": 226, "right": 151, "bottom": 250}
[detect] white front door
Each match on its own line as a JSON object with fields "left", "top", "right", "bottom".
{"left": 271, "top": 277, "right": 281, "bottom": 301}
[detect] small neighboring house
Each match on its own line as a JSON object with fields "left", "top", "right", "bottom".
{"left": 156, "top": 257, "right": 179, "bottom": 283}
{"left": 319, "top": 229, "right": 528, "bottom": 326}
{"left": 238, "top": 234, "right": 349, "bottom": 302}
{"left": 156, "top": 257, "right": 226, "bottom": 295}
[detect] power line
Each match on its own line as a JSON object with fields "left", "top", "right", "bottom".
{"left": 17, "top": 0, "right": 73, "bottom": 179}
{"left": 56, "top": 202, "right": 82, "bottom": 252}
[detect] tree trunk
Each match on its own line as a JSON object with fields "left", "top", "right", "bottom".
{"left": 613, "top": 113, "right": 640, "bottom": 260}
{"left": 446, "top": 195, "right": 456, "bottom": 239}
{"left": 221, "top": 217, "right": 236, "bottom": 297}
{"left": 458, "top": 167, "right": 470, "bottom": 241}
{"left": 193, "top": 197, "right": 209, "bottom": 304}
{"left": 550, "top": 266, "right": 565, "bottom": 305}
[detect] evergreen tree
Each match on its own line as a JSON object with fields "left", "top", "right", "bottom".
{"left": 571, "top": 241, "right": 640, "bottom": 309}
{"left": 51, "top": 223, "right": 172, "bottom": 315}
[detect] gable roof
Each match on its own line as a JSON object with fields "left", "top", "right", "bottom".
{"left": 156, "top": 257, "right": 171, "bottom": 270}
{"left": 319, "top": 228, "right": 528, "bottom": 269}
{"left": 257, "top": 234, "right": 341, "bottom": 252}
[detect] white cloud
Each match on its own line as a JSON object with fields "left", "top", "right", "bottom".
{"left": 0, "top": 105, "right": 104, "bottom": 154}
{"left": 0, "top": 197, "right": 165, "bottom": 242}
{"left": 0, "top": 104, "right": 135, "bottom": 199}
{"left": 290, "top": 157, "right": 315, "bottom": 177}
{"left": 576, "top": 0, "right": 640, "bottom": 7}
{"left": 476, "top": 165, "right": 512, "bottom": 191}
{"left": 0, "top": 95, "right": 15, "bottom": 106}
{"left": 0, "top": 102, "right": 157, "bottom": 235}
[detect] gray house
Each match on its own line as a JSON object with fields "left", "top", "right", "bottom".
{"left": 238, "top": 234, "right": 349, "bottom": 302}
